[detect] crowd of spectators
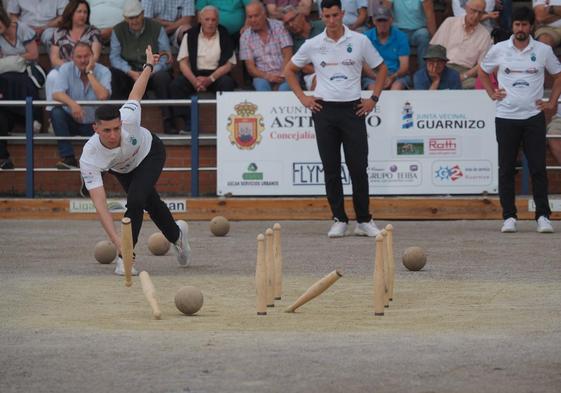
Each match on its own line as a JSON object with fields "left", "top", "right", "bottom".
{"left": 2, "top": 0, "right": 561, "bottom": 171}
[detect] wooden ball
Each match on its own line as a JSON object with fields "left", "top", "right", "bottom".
{"left": 94, "top": 240, "right": 117, "bottom": 264}
{"left": 147, "top": 232, "right": 170, "bottom": 255}
{"left": 175, "top": 286, "right": 204, "bottom": 315}
{"left": 210, "top": 216, "right": 230, "bottom": 236}
{"left": 402, "top": 246, "right": 427, "bottom": 271}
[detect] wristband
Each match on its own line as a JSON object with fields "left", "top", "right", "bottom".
{"left": 370, "top": 94, "right": 379, "bottom": 103}
{"left": 209, "top": 75, "right": 216, "bottom": 83}
{"left": 143, "top": 63, "right": 154, "bottom": 72}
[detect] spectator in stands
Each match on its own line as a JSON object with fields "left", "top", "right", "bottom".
{"left": 46, "top": 0, "right": 101, "bottom": 112}
{"left": 430, "top": 0, "right": 492, "bottom": 89}
{"left": 534, "top": 0, "right": 561, "bottom": 48}
{"left": 281, "top": 5, "right": 323, "bottom": 90}
{"left": 240, "top": 0, "right": 293, "bottom": 91}
{"left": 265, "top": 0, "right": 312, "bottom": 20}
{"left": 413, "top": 44, "right": 461, "bottom": 89}
{"left": 141, "top": 0, "right": 195, "bottom": 48}
{"left": 51, "top": 41, "right": 110, "bottom": 169}
{"left": 363, "top": 6, "right": 410, "bottom": 90}
{"left": 196, "top": 0, "right": 252, "bottom": 45}
{"left": 7, "top": 0, "right": 68, "bottom": 45}
{"left": 479, "top": 6, "right": 561, "bottom": 233}
{"left": 88, "top": 0, "right": 126, "bottom": 42}
{"left": 387, "top": 0, "right": 436, "bottom": 69}
{"left": 451, "top": 0, "right": 498, "bottom": 32}
{"left": 546, "top": 106, "right": 561, "bottom": 167}
{"left": 109, "top": 0, "right": 175, "bottom": 134}
{"left": 169, "top": 6, "right": 236, "bottom": 132}
{"left": 0, "top": 5, "right": 41, "bottom": 168}
{"left": 342, "top": 0, "right": 368, "bottom": 31}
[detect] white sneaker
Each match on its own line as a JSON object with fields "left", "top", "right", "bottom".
{"left": 327, "top": 219, "right": 347, "bottom": 238}
{"left": 114, "top": 256, "right": 138, "bottom": 276}
{"left": 536, "top": 216, "right": 554, "bottom": 233}
{"left": 173, "top": 220, "right": 191, "bottom": 266}
{"left": 501, "top": 217, "right": 517, "bottom": 233}
{"left": 354, "top": 219, "right": 381, "bottom": 237}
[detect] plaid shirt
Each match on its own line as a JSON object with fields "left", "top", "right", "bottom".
{"left": 141, "top": 0, "right": 195, "bottom": 21}
{"left": 239, "top": 18, "right": 292, "bottom": 73}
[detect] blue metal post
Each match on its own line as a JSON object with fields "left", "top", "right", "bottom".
{"left": 190, "top": 95, "right": 199, "bottom": 197}
{"left": 521, "top": 155, "right": 529, "bottom": 196}
{"left": 25, "top": 96, "right": 34, "bottom": 198}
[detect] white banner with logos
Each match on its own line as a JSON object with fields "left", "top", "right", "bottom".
{"left": 216, "top": 90, "right": 498, "bottom": 195}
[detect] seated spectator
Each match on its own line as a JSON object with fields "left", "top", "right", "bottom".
{"left": 430, "top": 0, "right": 492, "bottom": 89}
{"left": 47, "top": 0, "right": 101, "bottom": 110}
{"left": 265, "top": 0, "right": 312, "bottom": 20}
{"left": 413, "top": 44, "right": 462, "bottom": 89}
{"left": 547, "top": 105, "right": 561, "bottom": 166}
{"left": 141, "top": 0, "right": 195, "bottom": 48}
{"left": 0, "top": 6, "right": 41, "bottom": 169}
{"left": 169, "top": 5, "right": 236, "bottom": 132}
{"left": 196, "top": 0, "right": 252, "bottom": 46}
{"left": 342, "top": 0, "right": 368, "bottom": 31}
{"left": 109, "top": 0, "right": 175, "bottom": 134}
{"left": 240, "top": 1, "right": 293, "bottom": 91}
{"left": 281, "top": 4, "right": 323, "bottom": 89}
{"left": 51, "top": 41, "right": 111, "bottom": 169}
{"left": 388, "top": 0, "right": 436, "bottom": 69}
{"left": 363, "top": 6, "right": 410, "bottom": 90}
{"left": 452, "top": 0, "right": 498, "bottom": 32}
{"left": 7, "top": 0, "right": 67, "bottom": 46}
{"left": 534, "top": 0, "right": 561, "bottom": 48}
{"left": 88, "top": 0, "right": 126, "bottom": 42}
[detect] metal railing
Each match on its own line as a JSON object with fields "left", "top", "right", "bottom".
{"left": 0, "top": 97, "right": 216, "bottom": 197}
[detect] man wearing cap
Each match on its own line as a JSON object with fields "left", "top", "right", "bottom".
{"left": 109, "top": 0, "right": 176, "bottom": 134}
{"left": 363, "top": 6, "right": 410, "bottom": 90}
{"left": 478, "top": 7, "right": 561, "bottom": 233}
{"left": 413, "top": 44, "right": 462, "bottom": 90}
{"left": 430, "top": 0, "right": 492, "bottom": 89}
{"left": 284, "top": 0, "right": 387, "bottom": 238}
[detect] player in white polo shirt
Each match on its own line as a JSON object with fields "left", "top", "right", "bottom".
{"left": 478, "top": 7, "right": 561, "bottom": 233}
{"left": 80, "top": 45, "right": 191, "bottom": 275}
{"left": 284, "top": 0, "right": 387, "bottom": 238}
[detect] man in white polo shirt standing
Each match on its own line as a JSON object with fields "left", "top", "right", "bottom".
{"left": 478, "top": 7, "right": 561, "bottom": 233}
{"left": 284, "top": 0, "right": 387, "bottom": 238}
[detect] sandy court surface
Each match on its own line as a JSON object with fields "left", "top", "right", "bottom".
{"left": 1, "top": 219, "right": 561, "bottom": 393}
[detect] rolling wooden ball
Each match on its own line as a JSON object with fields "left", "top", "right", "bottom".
{"left": 210, "top": 216, "right": 230, "bottom": 236}
{"left": 94, "top": 240, "right": 117, "bottom": 264}
{"left": 147, "top": 232, "right": 170, "bottom": 255}
{"left": 402, "top": 246, "right": 427, "bottom": 271}
{"left": 175, "top": 286, "right": 204, "bottom": 315}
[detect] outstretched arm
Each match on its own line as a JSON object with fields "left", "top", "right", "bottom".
{"left": 128, "top": 46, "right": 160, "bottom": 101}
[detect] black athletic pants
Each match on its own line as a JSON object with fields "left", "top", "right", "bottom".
{"left": 110, "top": 134, "right": 180, "bottom": 246}
{"left": 495, "top": 112, "right": 551, "bottom": 220}
{"left": 311, "top": 100, "right": 372, "bottom": 223}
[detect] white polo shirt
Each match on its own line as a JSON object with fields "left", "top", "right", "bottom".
{"left": 291, "top": 25, "right": 383, "bottom": 102}
{"left": 80, "top": 100, "right": 153, "bottom": 190}
{"left": 480, "top": 36, "right": 561, "bottom": 120}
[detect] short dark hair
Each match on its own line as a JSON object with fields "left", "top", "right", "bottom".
{"left": 320, "top": 0, "right": 342, "bottom": 11}
{"left": 95, "top": 105, "right": 120, "bottom": 122}
{"left": 512, "top": 6, "right": 534, "bottom": 26}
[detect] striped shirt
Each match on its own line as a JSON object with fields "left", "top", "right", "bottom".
{"left": 141, "top": 0, "right": 195, "bottom": 21}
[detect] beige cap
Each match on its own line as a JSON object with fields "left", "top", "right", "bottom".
{"left": 123, "top": 0, "right": 143, "bottom": 17}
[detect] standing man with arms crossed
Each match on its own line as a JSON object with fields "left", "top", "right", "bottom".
{"left": 284, "top": 0, "right": 387, "bottom": 238}
{"left": 478, "top": 7, "right": 561, "bottom": 233}
{"left": 80, "top": 45, "right": 191, "bottom": 275}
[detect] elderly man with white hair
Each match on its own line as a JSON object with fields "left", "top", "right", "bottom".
{"left": 169, "top": 5, "right": 236, "bottom": 132}
{"left": 430, "top": 0, "right": 492, "bottom": 89}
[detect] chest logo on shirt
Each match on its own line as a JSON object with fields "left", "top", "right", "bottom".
{"left": 347, "top": 44, "right": 353, "bottom": 53}
{"left": 227, "top": 101, "right": 265, "bottom": 150}
{"left": 531, "top": 52, "right": 536, "bottom": 62}
{"left": 504, "top": 67, "right": 538, "bottom": 75}
{"left": 128, "top": 136, "right": 138, "bottom": 146}
{"left": 512, "top": 79, "right": 530, "bottom": 88}
{"left": 342, "top": 59, "right": 355, "bottom": 66}
{"left": 320, "top": 61, "right": 338, "bottom": 67}
{"left": 330, "top": 73, "right": 348, "bottom": 81}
